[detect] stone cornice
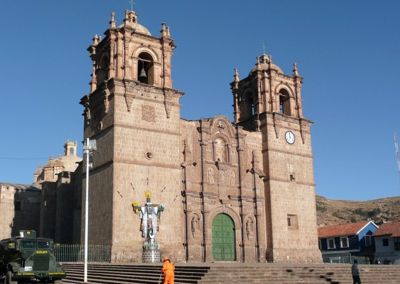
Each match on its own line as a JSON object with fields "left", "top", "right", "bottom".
{"left": 261, "top": 147, "right": 313, "bottom": 158}
{"left": 111, "top": 78, "right": 185, "bottom": 97}
{"left": 87, "top": 158, "right": 181, "bottom": 173}
{"left": 264, "top": 177, "right": 315, "bottom": 187}
{"left": 114, "top": 122, "right": 180, "bottom": 137}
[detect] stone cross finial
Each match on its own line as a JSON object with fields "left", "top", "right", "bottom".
{"left": 232, "top": 67, "right": 240, "bottom": 90}
{"left": 92, "top": 34, "right": 100, "bottom": 46}
{"left": 161, "top": 22, "right": 171, "bottom": 38}
{"left": 256, "top": 57, "right": 261, "bottom": 70}
{"left": 293, "top": 62, "right": 299, "bottom": 77}
{"left": 129, "top": 0, "right": 135, "bottom": 11}
{"left": 234, "top": 67, "right": 240, "bottom": 82}
{"left": 109, "top": 12, "right": 116, "bottom": 29}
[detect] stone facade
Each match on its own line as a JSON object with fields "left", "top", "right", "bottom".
{"left": 0, "top": 183, "right": 41, "bottom": 240}
{"left": 80, "top": 10, "right": 321, "bottom": 263}
{"left": 0, "top": 141, "right": 81, "bottom": 242}
{"left": 36, "top": 141, "right": 82, "bottom": 243}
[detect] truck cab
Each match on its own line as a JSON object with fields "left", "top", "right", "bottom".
{"left": 0, "top": 230, "right": 65, "bottom": 284}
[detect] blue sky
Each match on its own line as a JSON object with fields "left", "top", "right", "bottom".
{"left": 0, "top": 0, "right": 399, "bottom": 200}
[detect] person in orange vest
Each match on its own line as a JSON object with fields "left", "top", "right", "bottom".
{"left": 162, "top": 256, "right": 175, "bottom": 284}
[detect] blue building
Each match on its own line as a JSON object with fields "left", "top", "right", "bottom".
{"left": 374, "top": 221, "right": 400, "bottom": 264}
{"left": 318, "top": 220, "right": 378, "bottom": 263}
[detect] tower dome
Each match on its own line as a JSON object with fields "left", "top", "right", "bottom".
{"left": 250, "top": 54, "right": 284, "bottom": 74}
{"left": 120, "top": 10, "right": 151, "bottom": 36}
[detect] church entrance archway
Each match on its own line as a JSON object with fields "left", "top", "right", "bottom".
{"left": 212, "top": 213, "right": 236, "bottom": 261}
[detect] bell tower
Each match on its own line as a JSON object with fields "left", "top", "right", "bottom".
{"left": 80, "top": 10, "right": 184, "bottom": 262}
{"left": 231, "top": 54, "right": 321, "bottom": 262}
{"left": 232, "top": 54, "right": 304, "bottom": 131}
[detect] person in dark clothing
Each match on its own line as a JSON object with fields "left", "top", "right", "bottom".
{"left": 351, "top": 259, "right": 361, "bottom": 284}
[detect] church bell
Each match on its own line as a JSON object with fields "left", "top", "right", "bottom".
{"left": 139, "top": 66, "right": 147, "bottom": 79}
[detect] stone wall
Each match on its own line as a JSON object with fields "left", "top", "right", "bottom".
{"left": 261, "top": 113, "right": 321, "bottom": 263}
{"left": 0, "top": 183, "right": 40, "bottom": 240}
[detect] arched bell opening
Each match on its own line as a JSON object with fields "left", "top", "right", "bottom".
{"left": 96, "top": 54, "right": 109, "bottom": 87}
{"left": 239, "top": 90, "right": 256, "bottom": 121}
{"left": 278, "top": 89, "right": 291, "bottom": 115}
{"left": 137, "top": 52, "right": 154, "bottom": 85}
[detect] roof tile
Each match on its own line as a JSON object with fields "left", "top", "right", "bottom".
{"left": 373, "top": 222, "right": 400, "bottom": 237}
{"left": 318, "top": 221, "right": 371, "bottom": 238}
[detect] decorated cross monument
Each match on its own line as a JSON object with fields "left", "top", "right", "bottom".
{"left": 132, "top": 191, "right": 165, "bottom": 263}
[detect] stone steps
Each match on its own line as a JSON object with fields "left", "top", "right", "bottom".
{"left": 198, "top": 264, "right": 400, "bottom": 284}
{"left": 60, "top": 263, "right": 400, "bottom": 284}
{"left": 61, "top": 263, "right": 209, "bottom": 283}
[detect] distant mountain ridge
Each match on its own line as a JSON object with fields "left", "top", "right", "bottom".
{"left": 316, "top": 195, "right": 400, "bottom": 227}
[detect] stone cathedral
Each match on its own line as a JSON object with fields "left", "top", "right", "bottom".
{"left": 81, "top": 10, "right": 321, "bottom": 263}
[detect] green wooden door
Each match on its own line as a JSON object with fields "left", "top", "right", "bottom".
{"left": 212, "top": 213, "right": 235, "bottom": 261}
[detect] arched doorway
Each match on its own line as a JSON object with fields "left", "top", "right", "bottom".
{"left": 212, "top": 213, "right": 236, "bottom": 261}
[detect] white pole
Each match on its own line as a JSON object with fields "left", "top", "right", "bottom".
{"left": 84, "top": 137, "right": 89, "bottom": 283}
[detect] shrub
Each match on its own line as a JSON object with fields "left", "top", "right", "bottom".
{"left": 316, "top": 204, "right": 327, "bottom": 213}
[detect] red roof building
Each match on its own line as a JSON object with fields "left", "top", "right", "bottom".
{"left": 318, "top": 221, "right": 374, "bottom": 238}
{"left": 318, "top": 221, "right": 378, "bottom": 263}
{"left": 373, "top": 222, "right": 400, "bottom": 238}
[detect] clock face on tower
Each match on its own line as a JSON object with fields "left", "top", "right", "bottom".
{"left": 285, "top": 131, "right": 295, "bottom": 144}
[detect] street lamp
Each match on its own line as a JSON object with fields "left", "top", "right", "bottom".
{"left": 83, "top": 138, "right": 96, "bottom": 283}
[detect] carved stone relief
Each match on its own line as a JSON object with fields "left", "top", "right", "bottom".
{"left": 208, "top": 167, "right": 215, "bottom": 184}
{"left": 190, "top": 213, "right": 201, "bottom": 239}
{"left": 245, "top": 216, "right": 254, "bottom": 240}
{"left": 214, "top": 138, "right": 226, "bottom": 162}
{"left": 142, "top": 104, "right": 155, "bottom": 122}
{"left": 217, "top": 120, "right": 226, "bottom": 129}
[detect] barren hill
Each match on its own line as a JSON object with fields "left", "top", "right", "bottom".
{"left": 316, "top": 195, "right": 400, "bottom": 227}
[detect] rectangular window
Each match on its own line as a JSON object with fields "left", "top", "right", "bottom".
{"left": 382, "top": 238, "right": 389, "bottom": 247}
{"left": 327, "top": 238, "right": 336, "bottom": 249}
{"left": 365, "top": 235, "right": 372, "bottom": 247}
{"left": 340, "top": 237, "right": 349, "bottom": 248}
{"left": 287, "top": 214, "right": 298, "bottom": 229}
{"left": 394, "top": 238, "right": 400, "bottom": 251}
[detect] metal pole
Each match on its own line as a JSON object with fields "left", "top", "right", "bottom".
{"left": 84, "top": 137, "right": 89, "bottom": 283}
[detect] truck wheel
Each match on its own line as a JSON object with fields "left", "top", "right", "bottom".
{"left": 6, "top": 271, "right": 16, "bottom": 284}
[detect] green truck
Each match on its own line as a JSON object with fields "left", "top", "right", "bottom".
{"left": 0, "top": 230, "right": 65, "bottom": 284}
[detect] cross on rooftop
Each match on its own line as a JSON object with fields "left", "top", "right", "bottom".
{"left": 129, "top": 0, "right": 135, "bottom": 11}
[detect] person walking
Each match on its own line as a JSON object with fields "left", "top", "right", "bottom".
{"left": 351, "top": 259, "right": 362, "bottom": 284}
{"left": 162, "top": 257, "right": 175, "bottom": 284}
